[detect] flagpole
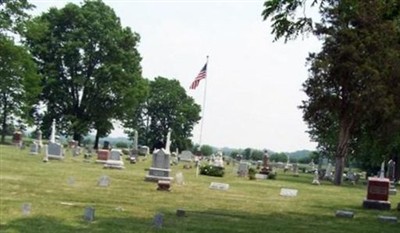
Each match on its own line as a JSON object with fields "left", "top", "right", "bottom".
{"left": 198, "top": 55, "right": 209, "bottom": 146}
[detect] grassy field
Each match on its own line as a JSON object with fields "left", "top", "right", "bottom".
{"left": 0, "top": 144, "right": 399, "bottom": 233}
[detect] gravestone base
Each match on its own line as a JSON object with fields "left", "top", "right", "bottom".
{"left": 259, "top": 167, "right": 270, "bottom": 175}
{"left": 103, "top": 161, "right": 125, "bottom": 169}
{"left": 335, "top": 210, "right": 354, "bottom": 218}
{"left": 378, "top": 215, "right": 398, "bottom": 223}
{"left": 145, "top": 167, "right": 173, "bottom": 182}
{"left": 157, "top": 180, "right": 171, "bottom": 191}
{"left": 362, "top": 199, "right": 391, "bottom": 210}
{"left": 389, "top": 182, "right": 396, "bottom": 195}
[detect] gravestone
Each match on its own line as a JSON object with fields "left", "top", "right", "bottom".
{"left": 292, "top": 163, "right": 299, "bottom": 177}
{"left": 175, "top": 172, "right": 184, "bottom": 185}
{"left": 237, "top": 162, "right": 249, "bottom": 177}
{"left": 335, "top": 210, "right": 354, "bottom": 218}
{"left": 179, "top": 150, "right": 194, "bottom": 162}
{"left": 29, "top": 141, "right": 39, "bottom": 155}
{"left": 146, "top": 149, "right": 173, "bottom": 181}
{"left": 12, "top": 130, "right": 23, "bottom": 147}
{"left": 312, "top": 170, "right": 320, "bottom": 185}
{"left": 255, "top": 174, "right": 268, "bottom": 179}
{"left": 46, "top": 142, "right": 64, "bottom": 160}
{"left": 102, "top": 141, "right": 110, "bottom": 150}
{"left": 153, "top": 213, "right": 163, "bottom": 229}
{"left": 280, "top": 188, "right": 298, "bottom": 197}
{"left": 104, "top": 149, "right": 125, "bottom": 169}
{"left": 96, "top": 149, "right": 110, "bottom": 163}
{"left": 72, "top": 146, "right": 81, "bottom": 157}
{"left": 98, "top": 175, "right": 110, "bottom": 187}
{"left": 259, "top": 150, "right": 271, "bottom": 175}
{"left": 387, "top": 160, "right": 397, "bottom": 195}
{"left": 209, "top": 182, "right": 229, "bottom": 191}
{"left": 21, "top": 203, "right": 31, "bottom": 216}
{"left": 324, "top": 163, "right": 333, "bottom": 180}
{"left": 67, "top": 177, "right": 75, "bottom": 186}
{"left": 83, "top": 207, "right": 95, "bottom": 221}
{"left": 157, "top": 180, "right": 171, "bottom": 191}
{"left": 362, "top": 177, "right": 391, "bottom": 210}
{"left": 377, "top": 215, "right": 398, "bottom": 223}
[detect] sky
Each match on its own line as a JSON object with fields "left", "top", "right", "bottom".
{"left": 30, "top": 0, "right": 322, "bottom": 152}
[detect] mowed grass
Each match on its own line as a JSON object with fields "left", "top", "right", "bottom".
{"left": 0, "top": 145, "right": 399, "bottom": 233}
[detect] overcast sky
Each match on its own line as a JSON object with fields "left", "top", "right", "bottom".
{"left": 31, "top": 0, "right": 322, "bottom": 152}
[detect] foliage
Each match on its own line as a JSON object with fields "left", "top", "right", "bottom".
{"left": 124, "top": 77, "right": 201, "bottom": 152}
{"left": 199, "top": 164, "right": 225, "bottom": 177}
{"left": 24, "top": 0, "right": 145, "bottom": 144}
{"left": 263, "top": 0, "right": 400, "bottom": 185}
{"left": 115, "top": 141, "right": 128, "bottom": 149}
{"left": 248, "top": 167, "right": 256, "bottom": 180}
{"left": 0, "top": 36, "right": 41, "bottom": 143}
{"left": 0, "top": 0, "right": 34, "bottom": 35}
{"left": 200, "top": 144, "right": 214, "bottom": 156}
{"left": 267, "top": 171, "right": 277, "bottom": 179}
{"left": 270, "top": 152, "right": 288, "bottom": 162}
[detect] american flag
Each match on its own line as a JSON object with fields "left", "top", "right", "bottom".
{"left": 190, "top": 63, "right": 207, "bottom": 90}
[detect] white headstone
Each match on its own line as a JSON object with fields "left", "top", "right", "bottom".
{"left": 209, "top": 182, "right": 229, "bottom": 191}
{"left": 50, "top": 119, "right": 56, "bottom": 143}
{"left": 98, "top": 175, "right": 110, "bottom": 187}
{"left": 280, "top": 188, "right": 298, "bottom": 197}
{"left": 21, "top": 203, "right": 31, "bottom": 216}
{"left": 175, "top": 172, "right": 184, "bottom": 185}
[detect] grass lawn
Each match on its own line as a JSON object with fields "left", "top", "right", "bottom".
{"left": 0, "top": 144, "right": 399, "bottom": 233}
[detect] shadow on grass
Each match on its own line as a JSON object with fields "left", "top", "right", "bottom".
{"left": 0, "top": 208, "right": 398, "bottom": 233}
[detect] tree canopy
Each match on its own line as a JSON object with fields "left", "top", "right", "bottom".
{"left": 124, "top": 77, "right": 201, "bottom": 152}
{"left": 24, "top": 0, "right": 145, "bottom": 142}
{"left": 263, "top": 0, "right": 400, "bottom": 184}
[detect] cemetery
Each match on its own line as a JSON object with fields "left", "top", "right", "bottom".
{"left": 0, "top": 144, "right": 399, "bottom": 233}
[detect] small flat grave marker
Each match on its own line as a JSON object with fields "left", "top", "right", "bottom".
{"left": 67, "top": 177, "right": 75, "bottom": 186}
{"left": 98, "top": 175, "right": 110, "bottom": 187}
{"left": 335, "top": 210, "right": 354, "bottom": 218}
{"left": 280, "top": 188, "right": 298, "bottom": 197}
{"left": 84, "top": 207, "right": 95, "bottom": 222}
{"left": 153, "top": 213, "right": 163, "bottom": 229}
{"left": 377, "top": 215, "right": 398, "bottom": 223}
{"left": 209, "top": 182, "right": 229, "bottom": 191}
{"left": 255, "top": 174, "right": 268, "bottom": 179}
{"left": 21, "top": 203, "right": 31, "bottom": 216}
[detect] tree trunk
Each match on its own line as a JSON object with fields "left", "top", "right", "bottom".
{"left": 73, "top": 133, "right": 81, "bottom": 146}
{"left": 94, "top": 132, "right": 100, "bottom": 150}
{"left": 1, "top": 93, "right": 7, "bottom": 144}
{"left": 334, "top": 118, "right": 354, "bottom": 185}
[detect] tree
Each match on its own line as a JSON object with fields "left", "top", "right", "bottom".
{"left": 263, "top": 0, "right": 400, "bottom": 185}
{"left": 24, "top": 0, "right": 145, "bottom": 144}
{"left": 0, "top": 1, "right": 41, "bottom": 143}
{"left": 124, "top": 77, "right": 201, "bottom": 152}
{"left": 200, "top": 144, "right": 214, "bottom": 156}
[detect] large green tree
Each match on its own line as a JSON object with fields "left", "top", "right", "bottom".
{"left": 0, "top": 0, "right": 41, "bottom": 143}
{"left": 124, "top": 77, "right": 201, "bottom": 152}
{"left": 24, "top": 0, "right": 145, "bottom": 143}
{"left": 263, "top": 0, "right": 400, "bottom": 184}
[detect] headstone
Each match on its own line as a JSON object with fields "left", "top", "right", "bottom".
{"left": 255, "top": 174, "right": 268, "bottom": 179}
{"left": 145, "top": 148, "right": 173, "bottom": 182}
{"left": 213, "top": 154, "right": 224, "bottom": 167}
{"left": 179, "top": 150, "right": 194, "bottom": 162}
{"left": 387, "top": 159, "right": 397, "bottom": 195}
{"left": 292, "top": 163, "right": 299, "bottom": 177}
{"left": 21, "top": 203, "right": 31, "bottom": 216}
{"left": 67, "top": 177, "right": 75, "bottom": 186}
{"left": 46, "top": 142, "right": 64, "bottom": 160}
{"left": 37, "top": 129, "right": 43, "bottom": 150}
{"left": 324, "top": 163, "right": 333, "bottom": 180}
{"left": 237, "top": 162, "right": 249, "bottom": 177}
{"left": 312, "top": 170, "right": 320, "bottom": 185}
{"left": 280, "top": 188, "right": 298, "bottom": 197}
{"left": 96, "top": 149, "right": 110, "bottom": 163}
{"left": 83, "top": 207, "right": 95, "bottom": 221}
{"left": 362, "top": 177, "right": 391, "bottom": 210}
{"left": 379, "top": 161, "right": 386, "bottom": 179}
{"left": 12, "top": 130, "right": 23, "bottom": 147}
{"left": 175, "top": 172, "right": 184, "bottom": 185}
{"left": 377, "top": 215, "right": 398, "bottom": 223}
{"left": 29, "top": 141, "right": 39, "bottom": 155}
{"left": 209, "top": 182, "right": 229, "bottom": 191}
{"left": 153, "top": 213, "right": 163, "bottom": 229}
{"left": 259, "top": 150, "right": 271, "bottom": 175}
{"left": 104, "top": 149, "right": 125, "bottom": 169}
{"left": 98, "top": 175, "right": 110, "bottom": 187}
{"left": 139, "top": 146, "right": 149, "bottom": 156}
{"left": 102, "top": 141, "right": 110, "bottom": 150}
{"left": 176, "top": 209, "right": 186, "bottom": 217}
{"left": 335, "top": 210, "right": 354, "bottom": 218}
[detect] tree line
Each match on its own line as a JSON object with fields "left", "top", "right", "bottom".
{"left": 0, "top": 0, "right": 201, "bottom": 151}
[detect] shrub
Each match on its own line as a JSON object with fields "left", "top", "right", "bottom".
{"left": 248, "top": 167, "right": 256, "bottom": 180}
{"left": 267, "top": 171, "right": 277, "bottom": 180}
{"left": 199, "top": 165, "right": 225, "bottom": 177}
